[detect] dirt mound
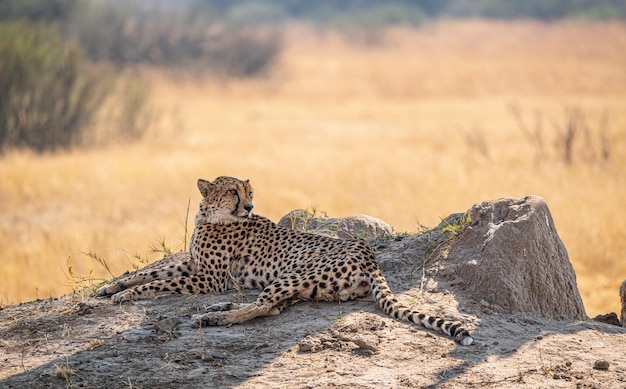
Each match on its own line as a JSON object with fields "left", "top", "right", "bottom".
{"left": 447, "top": 196, "right": 586, "bottom": 320}
{"left": 1, "top": 197, "right": 625, "bottom": 388}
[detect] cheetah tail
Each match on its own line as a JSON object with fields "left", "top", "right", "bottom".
{"left": 371, "top": 274, "right": 474, "bottom": 346}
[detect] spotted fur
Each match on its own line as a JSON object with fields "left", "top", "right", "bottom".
{"left": 97, "top": 176, "right": 473, "bottom": 345}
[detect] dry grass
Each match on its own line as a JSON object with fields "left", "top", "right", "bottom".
{"left": 1, "top": 20, "right": 625, "bottom": 316}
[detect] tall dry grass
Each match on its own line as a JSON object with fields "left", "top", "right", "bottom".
{"left": 1, "top": 21, "right": 625, "bottom": 316}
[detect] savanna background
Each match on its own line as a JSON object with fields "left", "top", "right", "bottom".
{"left": 1, "top": 0, "right": 625, "bottom": 318}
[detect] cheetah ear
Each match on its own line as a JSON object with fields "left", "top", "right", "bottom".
{"left": 197, "top": 179, "right": 214, "bottom": 198}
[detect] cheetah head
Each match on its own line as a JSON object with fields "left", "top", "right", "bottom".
{"left": 196, "top": 176, "right": 254, "bottom": 224}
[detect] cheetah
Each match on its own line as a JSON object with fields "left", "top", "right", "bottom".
{"left": 97, "top": 176, "right": 474, "bottom": 345}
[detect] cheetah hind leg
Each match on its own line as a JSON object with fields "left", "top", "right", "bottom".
{"left": 192, "top": 282, "right": 297, "bottom": 327}
{"left": 191, "top": 302, "right": 284, "bottom": 327}
{"left": 203, "top": 297, "right": 295, "bottom": 313}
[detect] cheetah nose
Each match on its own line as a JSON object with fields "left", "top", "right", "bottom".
{"left": 244, "top": 204, "right": 254, "bottom": 212}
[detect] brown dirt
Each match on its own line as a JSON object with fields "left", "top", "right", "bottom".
{"left": 1, "top": 232, "right": 625, "bottom": 389}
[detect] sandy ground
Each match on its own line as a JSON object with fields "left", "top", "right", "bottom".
{"left": 1, "top": 234, "right": 625, "bottom": 389}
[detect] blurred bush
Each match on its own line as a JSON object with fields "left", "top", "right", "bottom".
{"left": 443, "top": 0, "right": 626, "bottom": 20}
{"left": 330, "top": 3, "right": 425, "bottom": 45}
{"left": 0, "top": 0, "right": 283, "bottom": 77}
{"left": 0, "top": 0, "right": 76, "bottom": 23}
{"left": 226, "top": 1, "right": 288, "bottom": 24}
{"left": 90, "top": 76, "right": 157, "bottom": 144}
{"left": 67, "top": 1, "right": 282, "bottom": 77}
{"left": 0, "top": 21, "right": 110, "bottom": 152}
{"left": 68, "top": 2, "right": 209, "bottom": 67}
{"left": 207, "top": 26, "right": 282, "bottom": 77}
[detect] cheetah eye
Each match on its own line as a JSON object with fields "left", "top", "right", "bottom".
{"left": 229, "top": 189, "right": 238, "bottom": 196}
{"left": 249, "top": 191, "right": 253, "bottom": 198}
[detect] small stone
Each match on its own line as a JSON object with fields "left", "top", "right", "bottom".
{"left": 553, "top": 373, "right": 570, "bottom": 380}
{"left": 592, "top": 312, "right": 620, "bottom": 326}
{"left": 350, "top": 337, "right": 378, "bottom": 353}
{"left": 154, "top": 317, "right": 179, "bottom": 335}
{"left": 298, "top": 336, "right": 322, "bottom": 353}
{"left": 593, "top": 360, "right": 610, "bottom": 370}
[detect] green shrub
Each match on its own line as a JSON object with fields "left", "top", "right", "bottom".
{"left": 0, "top": 21, "right": 109, "bottom": 152}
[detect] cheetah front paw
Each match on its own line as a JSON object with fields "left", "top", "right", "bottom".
{"left": 111, "top": 290, "right": 134, "bottom": 304}
{"left": 95, "top": 282, "right": 124, "bottom": 297}
{"left": 191, "top": 312, "right": 230, "bottom": 328}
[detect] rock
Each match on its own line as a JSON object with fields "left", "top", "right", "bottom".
{"left": 298, "top": 336, "right": 322, "bottom": 353}
{"left": 594, "top": 360, "right": 610, "bottom": 370}
{"left": 447, "top": 196, "right": 586, "bottom": 320}
{"left": 592, "top": 312, "right": 621, "bottom": 326}
{"left": 349, "top": 336, "right": 379, "bottom": 353}
{"left": 619, "top": 280, "right": 626, "bottom": 328}
{"left": 154, "top": 317, "right": 179, "bottom": 336}
{"left": 278, "top": 209, "right": 393, "bottom": 242}
{"left": 278, "top": 209, "right": 316, "bottom": 231}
